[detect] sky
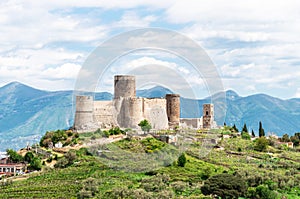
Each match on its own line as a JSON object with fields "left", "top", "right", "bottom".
{"left": 0, "top": 0, "right": 300, "bottom": 99}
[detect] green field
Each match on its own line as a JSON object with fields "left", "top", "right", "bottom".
{"left": 0, "top": 129, "right": 299, "bottom": 198}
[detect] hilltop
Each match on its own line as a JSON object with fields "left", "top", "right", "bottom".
{"left": 0, "top": 82, "right": 300, "bottom": 151}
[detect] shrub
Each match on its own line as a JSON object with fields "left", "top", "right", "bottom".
{"left": 30, "top": 157, "right": 42, "bottom": 170}
{"left": 241, "top": 132, "right": 251, "bottom": 140}
{"left": 178, "top": 153, "right": 187, "bottom": 167}
{"left": 201, "top": 173, "right": 247, "bottom": 198}
{"left": 24, "top": 152, "right": 34, "bottom": 163}
{"left": 254, "top": 137, "right": 269, "bottom": 152}
{"left": 138, "top": 119, "right": 152, "bottom": 133}
{"left": 54, "top": 157, "right": 68, "bottom": 168}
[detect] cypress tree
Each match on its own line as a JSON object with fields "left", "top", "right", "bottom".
{"left": 232, "top": 124, "right": 239, "bottom": 132}
{"left": 242, "top": 123, "right": 248, "bottom": 133}
{"left": 259, "top": 121, "right": 265, "bottom": 137}
{"left": 251, "top": 129, "right": 255, "bottom": 137}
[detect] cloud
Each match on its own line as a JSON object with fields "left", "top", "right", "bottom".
{"left": 41, "top": 63, "right": 81, "bottom": 80}
{"left": 113, "top": 11, "right": 157, "bottom": 28}
{"left": 0, "top": 0, "right": 299, "bottom": 99}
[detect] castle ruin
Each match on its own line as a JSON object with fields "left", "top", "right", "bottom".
{"left": 74, "top": 75, "right": 215, "bottom": 131}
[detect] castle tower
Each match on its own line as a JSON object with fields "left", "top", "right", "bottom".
{"left": 202, "top": 104, "right": 214, "bottom": 129}
{"left": 166, "top": 94, "right": 180, "bottom": 128}
{"left": 114, "top": 75, "right": 136, "bottom": 99}
{"left": 74, "top": 96, "right": 94, "bottom": 130}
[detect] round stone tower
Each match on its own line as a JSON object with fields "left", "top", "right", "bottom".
{"left": 114, "top": 75, "right": 136, "bottom": 99}
{"left": 74, "top": 96, "right": 94, "bottom": 130}
{"left": 166, "top": 94, "right": 180, "bottom": 128}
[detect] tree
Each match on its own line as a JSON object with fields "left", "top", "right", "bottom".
{"left": 259, "top": 121, "right": 265, "bottom": 137}
{"left": 138, "top": 119, "right": 152, "bottom": 133}
{"left": 242, "top": 123, "right": 248, "bottom": 133}
{"left": 251, "top": 129, "right": 255, "bottom": 137}
{"left": 177, "top": 153, "right": 186, "bottom": 167}
{"left": 201, "top": 173, "right": 247, "bottom": 199}
{"left": 6, "top": 149, "right": 23, "bottom": 163}
{"left": 281, "top": 134, "right": 290, "bottom": 142}
{"left": 24, "top": 152, "right": 34, "bottom": 163}
{"left": 254, "top": 137, "right": 269, "bottom": 152}
{"left": 291, "top": 133, "right": 300, "bottom": 146}
{"left": 232, "top": 124, "right": 239, "bottom": 132}
{"left": 29, "top": 157, "right": 42, "bottom": 170}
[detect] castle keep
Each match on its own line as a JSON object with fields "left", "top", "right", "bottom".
{"left": 74, "top": 75, "right": 180, "bottom": 130}
{"left": 74, "top": 75, "right": 215, "bottom": 131}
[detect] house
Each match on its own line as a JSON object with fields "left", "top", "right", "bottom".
{"left": 0, "top": 163, "right": 26, "bottom": 176}
{"left": 55, "top": 142, "right": 63, "bottom": 148}
{"left": 0, "top": 157, "right": 9, "bottom": 164}
{"left": 276, "top": 141, "right": 294, "bottom": 148}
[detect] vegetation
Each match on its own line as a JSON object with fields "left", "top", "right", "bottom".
{"left": 1, "top": 128, "right": 300, "bottom": 198}
{"left": 259, "top": 121, "right": 265, "bottom": 137}
{"left": 103, "top": 127, "right": 125, "bottom": 137}
{"left": 254, "top": 137, "right": 269, "bottom": 152}
{"left": 6, "top": 149, "right": 23, "bottom": 163}
{"left": 251, "top": 129, "right": 255, "bottom": 137}
{"left": 201, "top": 173, "right": 247, "bottom": 198}
{"left": 138, "top": 119, "right": 152, "bottom": 133}
{"left": 177, "top": 153, "right": 187, "bottom": 167}
{"left": 40, "top": 129, "right": 79, "bottom": 148}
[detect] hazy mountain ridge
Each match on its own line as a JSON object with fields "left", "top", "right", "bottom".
{"left": 0, "top": 82, "right": 299, "bottom": 151}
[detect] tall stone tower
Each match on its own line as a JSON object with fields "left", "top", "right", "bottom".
{"left": 202, "top": 104, "right": 214, "bottom": 129}
{"left": 74, "top": 96, "right": 94, "bottom": 130}
{"left": 166, "top": 94, "right": 180, "bottom": 129}
{"left": 113, "top": 75, "right": 141, "bottom": 128}
{"left": 114, "top": 75, "right": 136, "bottom": 99}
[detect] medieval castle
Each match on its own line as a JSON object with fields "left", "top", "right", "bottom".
{"left": 74, "top": 75, "right": 215, "bottom": 131}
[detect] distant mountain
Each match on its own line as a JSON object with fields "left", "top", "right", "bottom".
{"left": 0, "top": 83, "right": 300, "bottom": 151}
{"left": 136, "top": 86, "right": 173, "bottom": 98}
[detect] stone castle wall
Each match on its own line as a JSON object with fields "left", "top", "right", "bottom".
{"left": 93, "top": 101, "right": 116, "bottom": 128}
{"left": 73, "top": 75, "right": 194, "bottom": 131}
{"left": 114, "top": 75, "right": 135, "bottom": 99}
{"left": 203, "top": 104, "right": 214, "bottom": 129}
{"left": 143, "top": 98, "right": 168, "bottom": 129}
{"left": 166, "top": 94, "right": 180, "bottom": 128}
{"left": 74, "top": 96, "right": 94, "bottom": 130}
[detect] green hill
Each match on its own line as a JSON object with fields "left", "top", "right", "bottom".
{"left": 0, "top": 129, "right": 299, "bottom": 198}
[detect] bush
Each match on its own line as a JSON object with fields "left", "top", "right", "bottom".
{"left": 201, "top": 173, "right": 247, "bottom": 198}
{"left": 138, "top": 119, "right": 152, "bottom": 133}
{"left": 24, "top": 152, "right": 34, "bottom": 163}
{"left": 178, "top": 153, "right": 187, "bottom": 167}
{"left": 54, "top": 157, "right": 68, "bottom": 168}
{"left": 65, "top": 150, "right": 77, "bottom": 165}
{"left": 241, "top": 132, "right": 251, "bottom": 140}
{"left": 254, "top": 137, "right": 269, "bottom": 152}
{"left": 30, "top": 157, "right": 42, "bottom": 170}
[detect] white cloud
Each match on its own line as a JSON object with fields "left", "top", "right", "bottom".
{"left": 41, "top": 63, "right": 81, "bottom": 80}
{"left": 114, "top": 11, "right": 157, "bottom": 28}
{"left": 0, "top": 0, "right": 299, "bottom": 99}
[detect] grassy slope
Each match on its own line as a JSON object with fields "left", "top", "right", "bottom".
{"left": 0, "top": 133, "right": 299, "bottom": 198}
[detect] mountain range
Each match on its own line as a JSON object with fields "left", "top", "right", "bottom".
{"left": 0, "top": 82, "right": 299, "bottom": 151}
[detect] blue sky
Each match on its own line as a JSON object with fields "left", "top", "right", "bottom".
{"left": 0, "top": 0, "right": 300, "bottom": 99}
